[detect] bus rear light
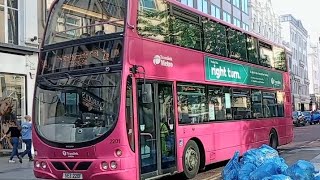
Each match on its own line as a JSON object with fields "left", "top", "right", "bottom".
{"left": 115, "top": 149, "right": 122, "bottom": 157}
{"left": 101, "top": 162, "right": 108, "bottom": 170}
{"left": 110, "top": 161, "right": 117, "bottom": 170}
{"left": 35, "top": 161, "right": 40, "bottom": 168}
{"left": 41, "top": 162, "right": 47, "bottom": 169}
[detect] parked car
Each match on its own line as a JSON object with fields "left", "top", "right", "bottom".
{"left": 311, "top": 111, "right": 320, "bottom": 124}
{"left": 302, "top": 111, "right": 312, "bottom": 124}
{"left": 292, "top": 111, "right": 307, "bottom": 126}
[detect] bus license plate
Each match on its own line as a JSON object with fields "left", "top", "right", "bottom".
{"left": 62, "top": 173, "right": 83, "bottom": 179}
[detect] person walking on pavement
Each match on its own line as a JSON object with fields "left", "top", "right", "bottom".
{"left": 0, "top": 119, "right": 22, "bottom": 163}
{"left": 19, "top": 115, "right": 33, "bottom": 161}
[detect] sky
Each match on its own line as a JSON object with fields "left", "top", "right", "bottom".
{"left": 271, "top": 0, "right": 320, "bottom": 42}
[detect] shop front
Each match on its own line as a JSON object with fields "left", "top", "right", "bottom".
{"left": 0, "top": 47, "right": 38, "bottom": 153}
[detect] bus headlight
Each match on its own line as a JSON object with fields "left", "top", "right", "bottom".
{"left": 115, "top": 149, "right": 122, "bottom": 157}
{"left": 110, "top": 161, "right": 117, "bottom": 169}
{"left": 101, "top": 161, "right": 108, "bottom": 170}
{"left": 35, "top": 161, "right": 40, "bottom": 168}
{"left": 41, "top": 162, "right": 47, "bottom": 169}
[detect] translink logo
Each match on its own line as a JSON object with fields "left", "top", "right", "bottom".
{"left": 153, "top": 55, "right": 174, "bottom": 68}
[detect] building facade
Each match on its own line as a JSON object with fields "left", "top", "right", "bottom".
{"left": 0, "top": 0, "right": 39, "bottom": 152}
{"left": 308, "top": 39, "right": 320, "bottom": 110}
{"left": 177, "top": 0, "right": 250, "bottom": 30}
{"left": 280, "top": 14, "right": 309, "bottom": 111}
{"left": 249, "top": 0, "right": 281, "bottom": 44}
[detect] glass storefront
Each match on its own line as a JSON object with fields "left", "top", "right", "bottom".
{"left": 0, "top": 74, "right": 26, "bottom": 150}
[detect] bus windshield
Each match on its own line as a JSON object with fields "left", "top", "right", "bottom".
{"left": 34, "top": 72, "right": 121, "bottom": 144}
{"left": 44, "top": 0, "right": 126, "bottom": 45}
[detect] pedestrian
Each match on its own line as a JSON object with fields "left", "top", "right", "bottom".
{"left": 19, "top": 115, "right": 33, "bottom": 161}
{"left": 0, "top": 119, "right": 22, "bottom": 163}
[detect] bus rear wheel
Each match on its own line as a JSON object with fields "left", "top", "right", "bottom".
{"left": 182, "top": 140, "right": 200, "bottom": 179}
{"left": 269, "top": 130, "right": 278, "bottom": 150}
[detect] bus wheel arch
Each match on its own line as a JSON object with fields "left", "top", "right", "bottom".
{"left": 182, "top": 138, "right": 205, "bottom": 179}
{"left": 269, "top": 128, "right": 279, "bottom": 150}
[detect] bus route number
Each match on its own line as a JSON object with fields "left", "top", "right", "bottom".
{"left": 110, "top": 139, "right": 120, "bottom": 144}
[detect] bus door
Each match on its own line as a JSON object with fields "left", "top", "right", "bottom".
{"left": 137, "top": 81, "right": 176, "bottom": 179}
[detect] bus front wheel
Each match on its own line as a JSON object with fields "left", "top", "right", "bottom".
{"left": 182, "top": 140, "right": 200, "bottom": 179}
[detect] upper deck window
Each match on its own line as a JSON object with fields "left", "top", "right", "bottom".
{"left": 44, "top": 0, "right": 126, "bottom": 45}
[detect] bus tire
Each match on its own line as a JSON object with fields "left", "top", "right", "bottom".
{"left": 269, "top": 130, "right": 278, "bottom": 150}
{"left": 182, "top": 140, "right": 200, "bottom": 179}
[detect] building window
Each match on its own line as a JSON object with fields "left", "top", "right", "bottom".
{"left": 181, "top": 0, "right": 194, "bottom": 7}
{"left": 243, "top": 23, "right": 249, "bottom": 31}
{"left": 140, "top": 0, "right": 157, "bottom": 10}
{"left": 0, "top": 74, "right": 26, "bottom": 150}
{"left": 232, "top": 0, "right": 240, "bottom": 8}
{"left": 241, "top": 0, "right": 248, "bottom": 13}
{"left": 197, "top": 0, "right": 208, "bottom": 14}
{"left": 223, "top": 11, "right": 231, "bottom": 23}
{"left": 0, "top": 0, "right": 19, "bottom": 45}
{"left": 210, "top": 4, "right": 220, "bottom": 19}
{"left": 233, "top": 17, "right": 241, "bottom": 27}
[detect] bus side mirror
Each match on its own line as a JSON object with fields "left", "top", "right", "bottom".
{"left": 142, "top": 84, "right": 152, "bottom": 104}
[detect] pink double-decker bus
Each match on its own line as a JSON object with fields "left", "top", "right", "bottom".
{"left": 33, "top": 0, "right": 293, "bottom": 179}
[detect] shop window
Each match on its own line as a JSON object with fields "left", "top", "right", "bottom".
{"left": 0, "top": 74, "right": 26, "bottom": 150}
{"left": 208, "top": 86, "right": 232, "bottom": 121}
{"left": 177, "top": 84, "right": 207, "bottom": 124}
{"left": 232, "top": 89, "right": 251, "bottom": 120}
{"left": 0, "top": 1, "right": 18, "bottom": 45}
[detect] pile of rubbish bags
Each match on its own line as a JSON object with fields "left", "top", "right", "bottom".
{"left": 222, "top": 144, "right": 320, "bottom": 180}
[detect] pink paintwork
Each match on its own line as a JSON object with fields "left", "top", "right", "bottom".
{"left": 33, "top": 0, "right": 293, "bottom": 179}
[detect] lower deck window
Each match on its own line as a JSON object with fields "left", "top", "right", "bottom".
{"left": 177, "top": 82, "right": 285, "bottom": 124}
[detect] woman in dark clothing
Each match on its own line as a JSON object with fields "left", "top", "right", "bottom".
{"left": 1, "top": 120, "right": 22, "bottom": 163}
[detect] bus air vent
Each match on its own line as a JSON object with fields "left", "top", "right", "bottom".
{"left": 76, "top": 162, "right": 92, "bottom": 170}
{"left": 65, "top": 162, "right": 77, "bottom": 170}
{"left": 51, "top": 162, "right": 67, "bottom": 170}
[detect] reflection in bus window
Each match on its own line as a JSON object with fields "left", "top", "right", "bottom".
{"left": 259, "top": 42, "right": 274, "bottom": 68}
{"left": 247, "top": 36, "right": 259, "bottom": 64}
{"left": 273, "top": 46, "right": 287, "bottom": 71}
{"left": 277, "top": 92, "right": 285, "bottom": 117}
{"left": 203, "top": 20, "right": 228, "bottom": 57}
{"left": 228, "top": 29, "right": 247, "bottom": 61}
{"left": 251, "top": 90, "right": 263, "bottom": 118}
{"left": 177, "top": 84, "right": 207, "bottom": 124}
{"left": 126, "top": 76, "right": 134, "bottom": 151}
{"left": 232, "top": 89, "right": 251, "bottom": 120}
{"left": 263, "top": 92, "right": 277, "bottom": 118}
{"left": 208, "top": 86, "right": 232, "bottom": 121}
{"left": 35, "top": 73, "right": 121, "bottom": 143}
{"left": 45, "top": 0, "right": 125, "bottom": 45}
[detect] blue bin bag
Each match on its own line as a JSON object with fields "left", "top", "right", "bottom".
{"left": 249, "top": 158, "right": 288, "bottom": 180}
{"left": 285, "top": 160, "right": 317, "bottom": 180}
{"left": 241, "top": 144, "right": 279, "bottom": 167}
{"left": 238, "top": 163, "right": 257, "bottom": 180}
{"left": 222, "top": 151, "right": 241, "bottom": 180}
{"left": 262, "top": 174, "right": 292, "bottom": 180}
{"left": 315, "top": 175, "right": 320, "bottom": 180}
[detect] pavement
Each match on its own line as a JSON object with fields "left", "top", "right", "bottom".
{"left": 1, "top": 124, "right": 320, "bottom": 180}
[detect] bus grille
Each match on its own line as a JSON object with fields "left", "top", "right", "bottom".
{"left": 51, "top": 161, "right": 92, "bottom": 171}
